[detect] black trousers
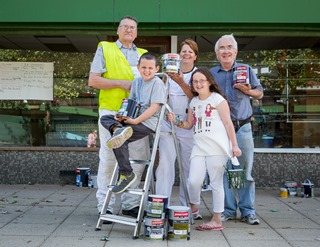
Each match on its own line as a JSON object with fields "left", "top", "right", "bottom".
{"left": 100, "top": 114, "right": 154, "bottom": 175}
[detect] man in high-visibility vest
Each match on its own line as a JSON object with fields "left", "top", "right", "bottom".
{"left": 88, "top": 16, "right": 149, "bottom": 223}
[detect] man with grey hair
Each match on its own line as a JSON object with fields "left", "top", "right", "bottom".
{"left": 88, "top": 16, "right": 149, "bottom": 223}
{"left": 210, "top": 34, "right": 263, "bottom": 225}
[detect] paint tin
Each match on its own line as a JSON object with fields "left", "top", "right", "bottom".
{"left": 285, "top": 181, "right": 297, "bottom": 197}
{"left": 167, "top": 206, "right": 190, "bottom": 240}
{"left": 90, "top": 175, "right": 97, "bottom": 188}
{"left": 118, "top": 98, "right": 140, "bottom": 118}
{"left": 144, "top": 217, "right": 165, "bottom": 240}
{"left": 280, "top": 187, "right": 288, "bottom": 198}
{"left": 301, "top": 179, "right": 314, "bottom": 198}
{"left": 233, "top": 66, "right": 249, "bottom": 84}
{"left": 145, "top": 195, "right": 168, "bottom": 218}
{"left": 226, "top": 167, "right": 246, "bottom": 189}
{"left": 161, "top": 53, "right": 180, "bottom": 73}
{"left": 76, "top": 168, "right": 90, "bottom": 187}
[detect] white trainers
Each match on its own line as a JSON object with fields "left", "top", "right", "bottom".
{"left": 192, "top": 209, "right": 203, "bottom": 220}
{"left": 221, "top": 214, "right": 236, "bottom": 222}
{"left": 107, "top": 127, "right": 133, "bottom": 149}
{"left": 241, "top": 214, "right": 260, "bottom": 225}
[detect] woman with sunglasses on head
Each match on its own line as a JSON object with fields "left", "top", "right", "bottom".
{"left": 169, "top": 67, "right": 241, "bottom": 231}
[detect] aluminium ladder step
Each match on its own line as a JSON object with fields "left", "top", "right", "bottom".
{"left": 97, "top": 214, "right": 139, "bottom": 227}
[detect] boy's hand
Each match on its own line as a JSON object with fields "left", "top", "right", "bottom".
{"left": 114, "top": 114, "right": 125, "bottom": 122}
{"left": 122, "top": 116, "right": 137, "bottom": 125}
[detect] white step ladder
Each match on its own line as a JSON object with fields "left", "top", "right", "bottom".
{"left": 95, "top": 73, "right": 190, "bottom": 239}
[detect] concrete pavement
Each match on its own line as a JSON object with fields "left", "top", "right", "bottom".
{"left": 0, "top": 184, "right": 320, "bottom": 247}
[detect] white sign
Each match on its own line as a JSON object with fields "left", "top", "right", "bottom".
{"left": 0, "top": 62, "right": 54, "bottom": 100}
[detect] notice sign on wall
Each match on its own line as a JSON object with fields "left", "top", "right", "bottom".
{"left": 0, "top": 62, "right": 54, "bottom": 100}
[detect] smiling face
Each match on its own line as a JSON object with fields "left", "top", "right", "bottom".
{"left": 137, "top": 58, "right": 159, "bottom": 81}
{"left": 117, "top": 18, "right": 138, "bottom": 47}
{"left": 180, "top": 44, "right": 197, "bottom": 66}
{"left": 216, "top": 37, "right": 238, "bottom": 70}
{"left": 191, "top": 72, "right": 210, "bottom": 96}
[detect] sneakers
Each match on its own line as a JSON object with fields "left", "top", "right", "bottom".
{"left": 221, "top": 214, "right": 236, "bottom": 222}
{"left": 122, "top": 206, "right": 139, "bottom": 218}
{"left": 107, "top": 127, "right": 133, "bottom": 149}
{"left": 112, "top": 173, "right": 137, "bottom": 194}
{"left": 192, "top": 209, "right": 203, "bottom": 220}
{"left": 241, "top": 214, "right": 260, "bottom": 225}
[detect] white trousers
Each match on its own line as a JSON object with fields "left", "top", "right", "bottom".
{"left": 96, "top": 109, "right": 149, "bottom": 213}
{"left": 188, "top": 155, "right": 228, "bottom": 213}
{"left": 156, "top": 128, "right": 193, "bottom": 206}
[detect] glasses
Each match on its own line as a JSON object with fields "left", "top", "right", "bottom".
{"left": 192, "top": 79, "right": 207, "bottom": 85}
{"left": 218, "top": 45, "right": 234, "bottom": 52}
{"left": 119, "top": 25, "right": 137, "bottom": 31}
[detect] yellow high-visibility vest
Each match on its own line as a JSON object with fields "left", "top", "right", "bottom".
{"left": 98, "top": 41, "right": 147, "bottom": 110}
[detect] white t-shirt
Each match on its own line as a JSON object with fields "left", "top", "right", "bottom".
{"left": 190, "top": 92, "right": 232, "bottom": 159}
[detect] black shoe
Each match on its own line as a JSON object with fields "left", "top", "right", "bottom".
{"left": 98, "top": 210, "right": 113, "bottom": 225}
{"left": 122, "top": 206, "right": 139, "bottom": 218}
{"left": 112, "top": 173, "right": 137, "bottom": 194}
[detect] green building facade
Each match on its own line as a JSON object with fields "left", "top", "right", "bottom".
{"left": 0, "top": 0, "right": 319, "bottom": 185}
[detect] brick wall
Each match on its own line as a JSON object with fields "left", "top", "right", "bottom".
{"left": 0, "top": 147, "right": 319, "bottom": 187}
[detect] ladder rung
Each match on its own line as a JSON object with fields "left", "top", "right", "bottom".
{"left": 106, "top": 186, "right": 145, "bottom": 195}
{"left": 125, "top": 188, "right": 145, "bottom": 194}
{"left": 99, "top": 214, "right": 139, "bottom": 226}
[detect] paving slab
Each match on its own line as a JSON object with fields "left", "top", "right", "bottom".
{"left": 0, "top": 184, "right": 320, "bottom": 247}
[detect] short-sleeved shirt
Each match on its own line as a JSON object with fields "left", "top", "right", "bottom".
{"left": 90, "top": 40, "right": 140, "bottom": 79}
{"left": 210, "top": 62, "right": 263, "bottom": 121}
{"left": 130, "top": 76, "right": 166, "bottom": 131}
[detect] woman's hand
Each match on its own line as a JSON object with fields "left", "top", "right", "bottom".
{"left": 166, "top": 112, "right": 176, "bottom": 123}
{"left": 167, "top": 72, "right": 184, "bottom": 85}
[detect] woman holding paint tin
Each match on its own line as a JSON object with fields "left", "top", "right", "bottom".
{"left": 168, "top": 67, "right": 241, "bottom": 231}
{"left": 156, "top": 39, "right": 200, "bottom": 219}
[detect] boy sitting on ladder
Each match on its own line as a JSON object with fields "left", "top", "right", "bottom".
{"left": 100, "top": 52, "right": 166, "bottom": 194}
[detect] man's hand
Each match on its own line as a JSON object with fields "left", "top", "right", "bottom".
{"left": 234, "top": 83, "right": 251, "bottom": 95}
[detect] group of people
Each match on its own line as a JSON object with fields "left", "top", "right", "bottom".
{"left": 88, "top": 16, "right": 264, "bottom": 231}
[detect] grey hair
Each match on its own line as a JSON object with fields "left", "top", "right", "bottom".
{"left": 214, "top": 34, "right": 238, "bottom": 53}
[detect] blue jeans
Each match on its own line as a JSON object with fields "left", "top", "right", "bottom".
{"left": 223, "top": 123, "right": 256, "bottom": 218}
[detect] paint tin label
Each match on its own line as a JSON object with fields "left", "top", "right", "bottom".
{"left": 167, "top": 206, "right": 190, "bottom": 240}
{"left": 285, "top": 180, "right": 297, "bottom": 197}
{"left": 144, "top": 217, "right": 165, "bottom": 241}
{"left": 161, "top": 53, "right": 180, "bottom": 73}
{"left": 75, "top": 168, "right": 90, "bottom": 187}
{"left": 146, "top": 195, "right": 168, "bottom": 218}
{"left": 233, "top": 66, "right": 249, "bottom": 84}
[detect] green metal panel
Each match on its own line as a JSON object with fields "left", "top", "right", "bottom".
{"left": 1, "top": 0, "right": 320, "bottom": 23}
{"left": 113, "top": 0, "right": 159, "bottom": 22}
{"left": 159, "top": 0, "right": 320, "bottom": 23}
{"left": 0, "top": 0, "right": 113, "bottom": 22}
